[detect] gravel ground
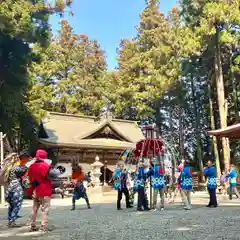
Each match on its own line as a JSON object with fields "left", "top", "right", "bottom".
{"left": 0, "top": 193, "right": 240, "bottom": 240}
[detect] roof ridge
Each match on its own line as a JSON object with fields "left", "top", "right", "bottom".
{"left": 112, "top": 119, "right": 138, "bottom": 124}
{"left": 48, "top": 112, "right": 138, "bottom": 124}
{"left": 48, "top": 112, "right": 96, "bottom": 120}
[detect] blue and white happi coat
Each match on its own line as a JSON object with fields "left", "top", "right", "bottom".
{"left": 227, "top": 169, "right": 237, "bottom": 187}
{"left": 150, "top": 166, "right": 165, "bottom": 189}
{"left": 180, "top": 167, "right": 193, "bottom": 190}
{"left": 204, "top": 166, "right": 217, "bottom": 189}
{"left": 113, "top": 168, "right": 123, "bottom": 191}
{"left": 133, "top": 167, "right": 147, "bottom": 191}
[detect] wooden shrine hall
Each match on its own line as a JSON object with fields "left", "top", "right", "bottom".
{"left": 38, "top": 112, "right": 144, "bottom": 180}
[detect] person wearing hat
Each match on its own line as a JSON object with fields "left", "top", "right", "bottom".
{"left": 27, "top": 149, "right": 65, "bottom": 232}
{"left": 149, "top": 158, "right": 165, "bottom": 211}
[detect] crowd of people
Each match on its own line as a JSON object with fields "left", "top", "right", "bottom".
{"left": 1, "top": 149, "right": 239, "bottom": 233}
{"left": 112, "top": 158, "right": 240, "bottom": 211}
{"left": 1, "top": 149, "right": 67, "bottom": 231}
{"left": 1, "top": 148, "right": 96, "bottom": 232}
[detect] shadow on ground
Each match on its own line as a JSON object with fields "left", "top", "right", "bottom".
{"left": 0, "top": 201, "right": 240, "bottom": 240}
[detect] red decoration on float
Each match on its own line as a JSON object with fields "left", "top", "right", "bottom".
{"left": 134, "top": 138, "right": 164, "bottom": 157}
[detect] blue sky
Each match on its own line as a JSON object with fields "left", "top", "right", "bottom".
{"left": 49, "top": 0, "right": 176, "bottom": 71}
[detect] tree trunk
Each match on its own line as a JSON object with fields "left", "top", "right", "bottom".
{"left": 215, "top": 28, "right": 230, "bottom": 170}
{"left": 4, "top": 136, "right": 14, "bottom": 155}
{"left": 229, "top": 48, "right": 239, "bottom": 119}
{"left": 168, "top": 94, "right": 176, "bottom": 180}
{"left": 178, "top": 107, "right": 184, "bottom": 160}
{"left": 208, "top": 78, "right": 221, "bottom": 178}
{"left": 190, "top": 76, "right": 204, "bottom": 182}
{"left": 168, "top": 94, "right": 174, "bottom": 141}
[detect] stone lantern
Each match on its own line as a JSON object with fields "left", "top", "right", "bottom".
{"left": 91, "top": 155, "right": 103, "bottom": 188}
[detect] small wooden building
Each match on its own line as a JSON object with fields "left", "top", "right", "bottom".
{"left": 38, "top": 112, "right": 144, "bottom": 179}
{"left": 208, "top": 123, "right": 240, "bottom": 138}
{"left": 208, "top": 120, "right": 240, "bottom": 165}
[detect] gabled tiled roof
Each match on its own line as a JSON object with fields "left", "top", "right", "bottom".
{"left": 39, "top": 112, "right": 144, "bottom": 149}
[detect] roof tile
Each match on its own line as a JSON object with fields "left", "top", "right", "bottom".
{"left": 39, "top": 112, "right": 144, "bottom": 149}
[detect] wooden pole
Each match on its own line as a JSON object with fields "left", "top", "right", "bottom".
{"left": 149, "top": 169, "right": 152, "bottom": 209}
{"left": 149, "top": 128, "right": 153, "bottom": 209}
{"left": 0, "top": 132, "right": 5, "bottom": 204}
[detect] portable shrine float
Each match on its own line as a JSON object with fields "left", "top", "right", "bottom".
{"left": 119, "top": 137, "right": 177, "bottom": 208}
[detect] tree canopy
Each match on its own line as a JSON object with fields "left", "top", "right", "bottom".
{"left": 0, "top": 0, "right": 72, "bottom": 151}
{"left": 0, "top": 0, "right": 239, "bottom": 172}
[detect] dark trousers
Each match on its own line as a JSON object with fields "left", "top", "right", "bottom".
{"left": 137, "top": 187, "right": 148, "bottom": 210}
{"left": 117, "top": 188, "right": 130, "bottom": 209}
{"left": 208, "top": 188, "right": 217, "bottom": 206}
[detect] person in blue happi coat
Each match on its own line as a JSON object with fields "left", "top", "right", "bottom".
{"left": 226, "top": 164, "right": 240, "bottom": 200}
{"left": 112, "top": 164, "right": 132, "bottom": 210}
{"left": 133, "top": 162, "right": 149, "bottom": 211}
{"left": 149, "top": 158, "right": 165, "bottom": 211}
{"left": 204, "top": 160, "right": 217, "bottom": 208}
{"left": 179, "top": 161, "right": 193, "bottom": 210}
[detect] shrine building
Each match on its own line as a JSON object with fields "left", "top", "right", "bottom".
{"left": 208, "top": 115, "right": 240, "bottom": 165}
{"left": 38, "top": 112, "right": 144, "bottom": 180}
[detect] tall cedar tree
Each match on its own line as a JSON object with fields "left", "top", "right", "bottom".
{"left": 28, "top": 20, "right": 107, "bottom": 118}
{"left": 114, "top": 0, "right": 199, "bottom": 120}
{"left": 0, "top": 0, "right": 72, "bottom": 151}
{"left": 180, "top": 0, "right": 240, "bottom": 170}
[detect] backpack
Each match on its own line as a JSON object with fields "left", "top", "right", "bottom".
{"left": 0, "top": 153, "right": 19, "bottom": 186}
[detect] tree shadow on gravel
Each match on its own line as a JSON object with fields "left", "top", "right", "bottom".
{"left": 0, "top": 202, "right": 239, "bottom": 240}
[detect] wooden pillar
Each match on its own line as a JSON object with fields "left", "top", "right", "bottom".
{"left": 149, "top": 155, "right": 153, "bottom": 209}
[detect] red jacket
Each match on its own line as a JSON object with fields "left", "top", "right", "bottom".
{"left": 28, "top": 160, "right": 52, "bottom": 197}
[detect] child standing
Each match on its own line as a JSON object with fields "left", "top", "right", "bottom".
{"left": 219, "top": 171, "right": 228, "bottom": 195}
{"left": 164, "top": 172, "right": 172, "bottom": 200}
{"left": 169, "top": 169, "right": 181, "bottom": 204}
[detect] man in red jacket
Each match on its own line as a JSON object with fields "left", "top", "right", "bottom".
{"left": 28, "top": 149, "right": 52, "bottom": 232}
